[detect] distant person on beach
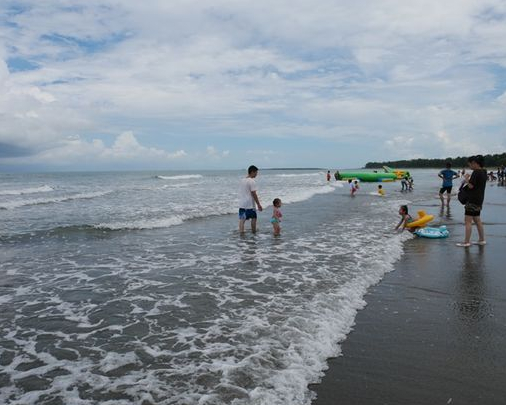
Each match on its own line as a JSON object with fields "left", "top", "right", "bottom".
{"left": 401, "top": 175, "right": 408, "bottom": 191}
{"left": 348, "top": 179, "right": 357, "bottom": 196}
{"left": 438, "top": 162, "right": 459, "bottom": 207}
{"left": 326, "top": 171, "right": 331, "bottom": 182}
{"left": 238, "top": 165, "right": 263, "bottom": 233}
{"left": 377, "top": 184, "right": 385, "bottom": 196}
{"left": 499, "top": 166, "right": 506, "bottom": 183}
{"left": 456, "top": 155, "right": 487, "bottom": 247}
{"left": 408, "top": 176, "right": 414, "bottom": 191}
{"left": 354, "top": 180, "right": 360, "bottom": 193}
{"left": 499, "top": 166, "right": 505, "bottom": 182}
{"left": 334, "top": 171, "right": 339, "bottom": 181}
{"left": 270, "top": 198, "right": 283, "bottom": 236}
{"left": 395, "top": 205, "right": 414, "bottom": 232}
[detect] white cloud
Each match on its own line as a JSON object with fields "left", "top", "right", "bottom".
{"left": 206, "top": 145, "right": 230, "bottom": 159}
{"left": 1, "top": 0, "right": 505, "bottom": 168}
{"left": 1, "top": 131, "right": 187, "bottom": 167}
{"left": 206, "top": 146, "right": 218, "bottom": 156}
{"left": 102, "top": 131, "right": 186, "bottom": 160}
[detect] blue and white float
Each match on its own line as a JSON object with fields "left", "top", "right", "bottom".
{"left": 414, "top": 225, "right": 449, "bottom": 239}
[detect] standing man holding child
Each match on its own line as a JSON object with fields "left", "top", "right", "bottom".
{"left": 438, "top": 162, "right": 459, "bottom": 207}
{"left": 456, "top": 155, "right": 487, "bottom": 247}
{"left": 238, "top": 165, "right": 263, "bottom": 233}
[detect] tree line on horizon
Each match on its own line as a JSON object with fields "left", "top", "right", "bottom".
{"left": 364, "top": 152, "right": 506, "bottom": 169}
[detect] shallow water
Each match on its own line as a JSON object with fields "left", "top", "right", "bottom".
{"left": 0, "top": 169, "right": 465, "bottom": 404}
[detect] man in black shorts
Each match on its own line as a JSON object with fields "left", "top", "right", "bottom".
{"left": 438, "top": 162, "right": 458, "bottom": 207}
{"left": 456, "top": 155, "right": 487, "bottom": 247}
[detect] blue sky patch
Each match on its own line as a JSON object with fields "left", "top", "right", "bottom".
{"left": 7, "top": 57, "right": 39, "bottom": 72}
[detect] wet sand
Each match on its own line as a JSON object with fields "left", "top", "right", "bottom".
{"left": 311, "top": 185, "right": 506, "bottom": 405}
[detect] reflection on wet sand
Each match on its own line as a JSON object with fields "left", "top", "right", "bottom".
{"left": 439, "top": 205, "right": 452, "bottom": 220}
{"left": 456, "top": 246, "right": 493, "bottom": 343}
{"left": 456, "top": 248, "right": 489, "bottom": 324}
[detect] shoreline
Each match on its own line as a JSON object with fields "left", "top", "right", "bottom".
{"left": 310, "top": 185, "right": 506, "bottom": 405}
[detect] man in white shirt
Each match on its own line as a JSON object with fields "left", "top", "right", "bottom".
{"left": 238, "top": 165, "right": 263, "bottom": 233}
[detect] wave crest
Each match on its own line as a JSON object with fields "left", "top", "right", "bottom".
{"left": 0, "top": 191, "right": 111, "bottom": 210}
{"left": 156, "top": 175, "right": 203, "bottom": 180}
{"left": 0, "top": 185, "right": 54, "bottom": 196}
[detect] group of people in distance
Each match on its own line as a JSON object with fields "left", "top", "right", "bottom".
{"left": 345, "top": 179, "right": 384, "bottom": 196}
{"left": 400, "top": 174, "right": 414, "bottom": 191}
{"left": 397, "top": 155, "right": 488, "bottom": 247}
{"left": 484, "top": 165, "right": 505, "bottom": 182}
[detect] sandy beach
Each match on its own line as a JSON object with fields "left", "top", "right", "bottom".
{"left": 311, "top": 182, "right": 506, "bottom": 405}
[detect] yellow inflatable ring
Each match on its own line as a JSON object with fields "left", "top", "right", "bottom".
{"left": 405, "top": 210, "right": 434, "bottom": 228}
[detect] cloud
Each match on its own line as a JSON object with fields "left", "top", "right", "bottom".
{"left": 1, "top": 0, "right": 506, "bottom": 169}
{"left": 0, "top": 131, "right": 187, "bottom": 168}
{"left": 103, "top": 131, "right": 187, "bottom": 160}
{"left": 206, "top": 145, "right": 230, "bottom": 159}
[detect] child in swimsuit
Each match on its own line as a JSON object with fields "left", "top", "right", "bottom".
{"left": 353, "top": 180, "right": 360, "bottom": 194}
{"left": 348, "top": 179, "right": 357, "bottom": 196}
{"left": 395, "top": 205, "right": 415, "bottom": 232}
{"left": 377, "top": 184, "right": 385, "bottom": 196}
{"left": 271, "top": 198, "right": 282, "bottom": 236}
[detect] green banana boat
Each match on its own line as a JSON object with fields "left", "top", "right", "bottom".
{"left": 336, "top": 171, "right": 398, "bottom": 182}
{"left": 382, "top": 166, "right": 411, "bottom": 179}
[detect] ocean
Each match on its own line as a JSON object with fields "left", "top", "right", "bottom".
{"left": 1, "top": 169, "right": 447, "bottom": 404}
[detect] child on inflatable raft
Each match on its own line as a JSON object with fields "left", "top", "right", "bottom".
{"left": 395, "top": 205, "right": 435, "bottom": 232}
{"left": 395, "top": 205, "right": 448, "bottom": 238}
{"left": 395, "top": 205, "right": 416, "bottom": 233}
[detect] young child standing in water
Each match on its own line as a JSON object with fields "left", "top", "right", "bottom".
{"left": 271, "top": 198, "right": 283, "bottom": 236}
{"left": 348, "top": 179, "right": 357, "bottom": 196}
{"left": 353, "top": 180, "right": 360, "bottom": 194}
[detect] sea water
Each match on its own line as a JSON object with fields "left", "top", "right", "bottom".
{"left": 1, "top": 169, "right": 440, "bottom": 404}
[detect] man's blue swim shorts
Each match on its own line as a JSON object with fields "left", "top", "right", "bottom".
{"left": 239, "top": 208, "right": 257, "bottom": 220}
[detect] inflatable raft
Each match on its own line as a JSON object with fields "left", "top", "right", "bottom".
{"left": 337, "top": 171, "right": 397, "bottom": 182}
{"left": 405, "top": 210, "right": 434, "bottom": 228}
{"left": 415, "top": 225, "right": 449, "bottom": 239}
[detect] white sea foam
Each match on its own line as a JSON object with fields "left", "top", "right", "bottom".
{"left": 164, "top": 182, "right": 193, "bottom": 188}
{"left": 156, "top": 174, "right": 203, "bottom": 180}
{"left": 0, "top": 222, "right": 409, "bottom": 405}
{"left": 1, "top": 170, "right": 430, "bottom": 405}
{"left": 0, "top": 295, "right": 12, "bottom": 305}
{"left": 264, "top": 184, "right": 336, "bottom": 206}
{"left": 0, "top": 185, "right": 54, "bottom": 196}
{"left": 95, "top": 215, "right": 187, "bottom": 230}
{"left": 95, "top": 204, "right": 237, "bottom": 230}
{"left": 97, "top": 181, "right": 335, "bottom": 229}
{"left": 0, "top": 191, "right": 111, "bottom": 210}
{"left": 100, "top": 352, "right": 140, "bottom": 373}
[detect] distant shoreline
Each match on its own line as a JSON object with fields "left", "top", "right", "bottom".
{"left": 365, "top": 152, "right": 506, "bottom": 169}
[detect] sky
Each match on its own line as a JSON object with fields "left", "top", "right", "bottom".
{"left": 1, "top": 0, "right": 506, "bottom": 171}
